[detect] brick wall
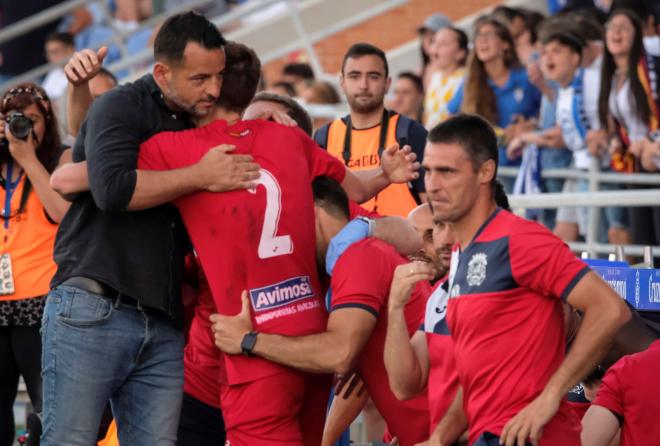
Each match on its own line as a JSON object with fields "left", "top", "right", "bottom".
{"left": 262, "top": 0, "right": 501, "bottom": 85}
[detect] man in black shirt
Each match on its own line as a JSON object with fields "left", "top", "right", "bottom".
{"left": 41, "top": 12, "right": 259, "bottom": 446}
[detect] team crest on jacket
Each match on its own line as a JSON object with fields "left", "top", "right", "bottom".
{"left": 466, "top": 253, "right": 488, "bottom": 287}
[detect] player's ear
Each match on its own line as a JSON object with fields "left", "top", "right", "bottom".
{"left": 152, "top": 62, "right": 172, "bottom": 91}
{"left": 478, "top": 159, "right": 496, "bottom": 185}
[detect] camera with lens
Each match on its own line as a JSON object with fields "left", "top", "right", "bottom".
{"left": 0, "top": 112, "right": 34, "bottom": 152}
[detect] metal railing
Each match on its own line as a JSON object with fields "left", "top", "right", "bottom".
{"left": 0, "top": 0, "right": 217, "bottom": 92}
{"left": 502, "top": 160, "right": 660, "bottom": 258}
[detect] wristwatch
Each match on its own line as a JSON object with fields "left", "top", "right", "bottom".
{"left": 241, "top": 331, "right": 259, "bottom": 356}
{"left": 356, "top": 216, "right": 375, "bottom": 237}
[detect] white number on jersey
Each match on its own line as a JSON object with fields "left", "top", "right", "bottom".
{"left": 248, "top": 169, "right": 293, "bottom": 259}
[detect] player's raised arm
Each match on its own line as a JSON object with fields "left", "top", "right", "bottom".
{"left": 384, "top": 262, "right": 433, "bottom": 400}
{"left": 342, "top": 143, "right": 420, "bottom": 203}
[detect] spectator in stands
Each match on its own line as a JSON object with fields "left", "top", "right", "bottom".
{"left": 515, "top": 9, "right": 546, "bottom": 65}
{"left": 314, "top": 43, "right": 428, "bottom": 218}
{"left": 42, "top": 32, "right": 76, "bottom": 100}
{"left": 268, "top": 81, "right": 296, "bottom": 97}
{"left": 613, "top": 0, "right": 660, "bottom": 56}
{"left": 448, "top": 16, "right": 541, "bottom": 190}
{"left": 281, "top": 62, "right": 315, "bottom": 96}
{"left": 417, "top": 13, "right": 452, "bottom": 89}
{"left": 597, "top": 9, "right": 660, "bottom": 251}
{"left": 581, "top": 340, "right": 660, "bottom": 446}
{"left": 0, "top": 0, "right": 65, "bottom": 85}
{"left": 300, "top": 80, "right": 341, "bottom": 130}
{"left": 301, "top": 80, "right": 341, "bottom": 105}
{"left": 388, "top": 72, "right": 424, "bottom": 122}
{"left": 423, "top": 26, "right": 468, "bottom": 129}
{"left": 0, "top": 83, "right": 72, "bottom": 446}
{"left": 492, "top": 6, "right": 527, "bottom": 42}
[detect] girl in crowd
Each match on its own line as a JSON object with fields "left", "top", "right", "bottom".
{"left": 596, "top": 9, "right": 660, "bottom": 248}
{"left": 448, "top": 16, "right": 541, "bottom": 189}
{"left": 423, "top": 26, "right": 469, "bottom": 130}
{"left": 0, "top": 83, "right": 71, "bottom": 446}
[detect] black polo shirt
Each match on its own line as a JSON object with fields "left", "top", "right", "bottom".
{"left": 52, "top": 74, "right": 194, "bottom": 327}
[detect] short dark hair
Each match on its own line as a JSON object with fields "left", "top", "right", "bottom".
{"left": 46, "top": 32, "right": 74, "bottom": 47}
{"left": 570, "top": 12, "right": 604, "bottom": 42}
{"left": 271, "top": 81, "right": 296, "bottom": 97}
{"left": 250, "top": 92, "right": 313, "bottom": 136}
{"left": 97, "top": 67, "right": 118, "bottom": 86}
{"left": 397, "top": 71, "right": 423, "bottom": 94}
{"left": 312, "top": 176, "right": 349, "bottom": 220}
{"left": 154, "top": 11, "right": 226, "bottom": 65}
{"left": 428, "top": 113, "right": 499, "bottom": 185}
{"left": 217, "top": 42, "right": 261, "bottom": 114}
{"left": 282, "top": 63, "right": 315, "bottom": 80}
{"left": 541, "top": 30, "right": 585, "bottom": 55}
{"left": 341, "top": 43, "right": 389, "bottom": 77}
{"left": 492, "top": 5, "right": 525, "bottom": 22}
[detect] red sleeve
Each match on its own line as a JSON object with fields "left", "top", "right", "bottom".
{"left": 138, "top": 130, "right": 200, "bottom": 171}
{"left": 348, "top": 201, "right": 381, "bottom": 219}
{"left": 509, "top": 224, "right": 590, "bottom": 300}
{"left": 330, "top": 241, "right": 394, "bottom": 317}
{"left": 593, "top": 360, "right": 626, "bottom": 420}
{"left": 298, "top": 129, "right": 346, "bottom": 183}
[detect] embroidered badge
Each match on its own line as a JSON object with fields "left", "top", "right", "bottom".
{"left": 466, "top": 253, "right": 488, "bottom": 287}
{"left": 513, "top": 87, "right": 524, "bottom": 103}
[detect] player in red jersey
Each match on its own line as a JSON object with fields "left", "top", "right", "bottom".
{"left": 136, "top": 43, "right": 422, "bottom": 446}
{"left": 384, "top": 182, "right": 510, "bottom": 445}
{"left": 212, "top": 176, "right": 431, "bottom": 446}
{"left": 179, "top": 88, "right": 423, "bottom": 445}
{"left": 581, "top": 339, "right": 660, "bottom": 446}
{"left": 422, "top": 114, "right": 630, "bottom": 446}
{"left": 50, "top": 42, "right": 421, "bottom": 445}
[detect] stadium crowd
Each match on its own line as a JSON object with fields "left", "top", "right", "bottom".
{"left": 0, "top": 0, "right": 660, "bottom": 445}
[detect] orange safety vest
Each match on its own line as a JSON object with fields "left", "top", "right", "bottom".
{"left": 97, "top": 421, "right": 119, "bottom": 446}
{"left": 0, "top": 175, "right": 58, "bottom": 301}
{"left": 324, "top": 112, "right": 419, "bottom": 217}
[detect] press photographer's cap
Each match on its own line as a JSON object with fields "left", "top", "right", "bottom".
{"left": 417, "top": 13, "right": 451, "bottom": 34}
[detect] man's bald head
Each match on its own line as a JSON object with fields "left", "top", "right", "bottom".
{"left": 407, "top": 204, "right": 442, "bottom": 280}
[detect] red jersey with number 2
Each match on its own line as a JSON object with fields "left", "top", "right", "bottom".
{"left": 138, "top": 119, "right": 346, "bottom": 385}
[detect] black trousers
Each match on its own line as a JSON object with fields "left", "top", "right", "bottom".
{"left": 177, "top": 392, "right": 225, "bottom": 446}
{"left": 0, "top": 326, "right": 42, "bottom": 446}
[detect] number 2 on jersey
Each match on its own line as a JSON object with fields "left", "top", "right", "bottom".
{"left": 248, "top": 169, "right": 293, "bottom": 259}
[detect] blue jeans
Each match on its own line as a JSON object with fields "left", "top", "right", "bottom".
{"left": 40, "top": 285, "right": 185, "bottom": 446}
{"left": 539, "top": 147, "right": 573, "bottom": 229}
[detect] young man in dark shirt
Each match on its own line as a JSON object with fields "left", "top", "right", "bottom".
{"left": 41, "top": 12, "right": 260, "bottom": 446}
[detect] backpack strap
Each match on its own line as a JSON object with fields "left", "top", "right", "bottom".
{"left": 313, "top": 121, "right": 331, "bottom": 149}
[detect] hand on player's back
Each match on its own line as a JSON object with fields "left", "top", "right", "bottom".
{"left": 381, "top": 144, "right": 420, "bottom": 183}
{"left": 250, "top": 109, "right": 297, "bottom": 127}
{"left": 210, "top": 290, "right": 254, "bottom": 355}
{"left": 195, "top": 144, "right": 261, "bottom": 192}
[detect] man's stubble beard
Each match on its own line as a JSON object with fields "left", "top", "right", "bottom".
{"left": 347, "top": 92, "right": 385, "bottom": 115}
{"left": 166, "top": 83, "right": 211, "bottom": 119}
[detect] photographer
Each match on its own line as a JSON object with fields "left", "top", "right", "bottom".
{"left": 0, "top": 83, "right": 71, "bottom": 446}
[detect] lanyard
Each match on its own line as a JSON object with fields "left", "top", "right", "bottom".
{"left": 342, "top": 109, "right": 390, "bottom": 166}
{"left": 3, "top": 160, "right": 24, "bottom": 231}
